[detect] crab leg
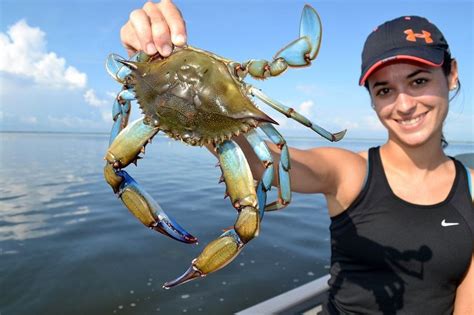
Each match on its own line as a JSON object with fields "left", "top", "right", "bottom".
{"left": 106, "top": 118, "right": 158, "bottom": 168}
{"left": 105, "top": 116, "right": 197, "bottom": 244}
{"left": 110, "top": 98, "right": 131, "bottom": 145}
{"left": 104, "top": 167, "right": 197, "bottom": 243}
{"left": 236, "top": 5, "right": 322, "bottom": 80}
{"left": 243, "top": 130, "right": 274, "bottom": 218}
{"left": 107, "top": 52, "right": 149, "bottom": 144}
{"left": 250, "top": 87, "right": 346, "bottom": 142}
{"left": 258, "top": 123, "right": 292, "bottom": 211}
{"left": 163, "top": 140, "right": 259, "bottom": 288}
{"left": 109, "top": 89, "right": 136, "bottom": 144}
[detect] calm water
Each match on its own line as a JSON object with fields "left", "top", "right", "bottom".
{"left": 0, "top": 132, "right": 472, "bottom": 315}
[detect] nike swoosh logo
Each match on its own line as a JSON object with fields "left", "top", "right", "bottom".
{"left": 441, "top": 219, "right": 459, "bottom": 227}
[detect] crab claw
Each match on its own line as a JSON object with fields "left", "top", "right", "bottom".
{"left": 273, "top": 5, "right": 322, "bottom": 67}
{"left": 116, "top": 170, "right": 197, "bottom": 244}
{"left": 299, "top": 4, "right": 322, "bottom": 60}
{"left": 105, "top": 54, "right": 132, "bottom": 83}
{"left": 162, "top": 262, "right": 203, "bottom": 289}
{"left": 163, "top": 230, "right": 243, "bottom": 288}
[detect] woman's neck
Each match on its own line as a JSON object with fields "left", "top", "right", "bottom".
{"left": 381, "top": 135, "right": 449, "bottom": 173}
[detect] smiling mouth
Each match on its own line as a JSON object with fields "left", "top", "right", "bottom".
{"left": 395, "top": 112, "right": 427, "bottom": 126}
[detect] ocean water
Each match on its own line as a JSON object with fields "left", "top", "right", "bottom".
{"left": 0, "top": 132, "right": 472, "bottom": 315}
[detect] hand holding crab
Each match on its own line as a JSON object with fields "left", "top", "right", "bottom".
{"left": 105, "top": 0, "right": 346, "bottom": 288}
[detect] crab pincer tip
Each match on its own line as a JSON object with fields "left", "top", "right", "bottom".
{"left": 163, "top": 265, "right": 204, "bottom": 289}
{"left": 153, "top": 223, "right": 198, "bottom": 244}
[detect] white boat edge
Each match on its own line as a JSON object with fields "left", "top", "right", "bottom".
{"left": 236, "top": 274, "right": 330, "bottom": 315}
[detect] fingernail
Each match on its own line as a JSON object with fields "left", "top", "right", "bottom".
{"left": 146, "top": 43, "right": 157, "bottom": 55}
{"left": 173, "top": 34, "right": 186, "bottom": 46}
{"left": 161, "top": 44, "right": 172, "bottom": 56}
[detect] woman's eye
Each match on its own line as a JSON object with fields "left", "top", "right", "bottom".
{"left": 376, "top": 88, "right": 390, "bottom": 96}
{"left": 413, "top": 78, "right": 428, "bottom": 86}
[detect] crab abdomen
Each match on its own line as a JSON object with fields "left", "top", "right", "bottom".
{"left": 130, "top": 48, "right": 275, "bottom": 145}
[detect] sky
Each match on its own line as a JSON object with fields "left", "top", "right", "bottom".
{"left": 0, "top": 0, "right": 473, "bottom": 141}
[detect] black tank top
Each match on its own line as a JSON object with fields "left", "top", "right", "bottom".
{"left": 325, "top": 147, "right": 474, "bottom": 315}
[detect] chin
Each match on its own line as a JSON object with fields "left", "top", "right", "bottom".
{"left": 390, "top": 129, "right": 440, "bottom": 148}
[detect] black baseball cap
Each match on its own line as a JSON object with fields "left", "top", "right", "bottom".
{"left": 359, "top": 16, "right": 450, "bottom": 86}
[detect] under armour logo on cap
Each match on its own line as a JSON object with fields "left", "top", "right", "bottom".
{"left": 404, "top": 29, "right": 433, "bottom": 43}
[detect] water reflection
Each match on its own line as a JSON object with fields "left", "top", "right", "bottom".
{"left": 0, "top": 173, "right": 89, "bottom": 241}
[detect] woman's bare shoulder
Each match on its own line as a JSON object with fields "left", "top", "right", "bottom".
{"left": 306, "top": 147, "right": 369, "bottom": 216}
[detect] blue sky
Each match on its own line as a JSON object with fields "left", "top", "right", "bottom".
{"left": 0, "top": 0, "right": 472, "bottom": 141}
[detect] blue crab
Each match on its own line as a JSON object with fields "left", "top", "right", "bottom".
{"left": 104, "top": 5, "right": 345, "bottom": 289}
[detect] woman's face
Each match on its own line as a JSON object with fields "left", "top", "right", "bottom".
{"left": 367, "top": 60, "right": 458, "bottom": 148}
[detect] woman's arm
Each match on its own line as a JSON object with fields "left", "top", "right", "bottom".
{"left": 227, "top": 135, "right": 365, "bottom": 197}
{"left": 454, "top": 253, "right": 474, "bottom": 314}
{"left": 220, "top": 136, "right": 368, "bottom": 218}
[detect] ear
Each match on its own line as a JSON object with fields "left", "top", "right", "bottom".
{"left": 448, "top": 59, "right": 458, "bottom": 90}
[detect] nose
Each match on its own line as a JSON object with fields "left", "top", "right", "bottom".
{"left": 395, "top": 92, "right": 417, "bottom": 115}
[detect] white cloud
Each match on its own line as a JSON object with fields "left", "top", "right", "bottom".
{"left": 332, "top": 117, "right": 359, "bottom": 130}
{"left": 83, "top": 89, "right": 117, "bottom": 123}
{"left": 268, "top": 99, "right": 315, "bottom": 130}
{"left": 84, "top": 89, "right": 109, "bottom": 107}
{"left": 19, "top": 115, "right": 38, "bottom": 124}
{"left": 363, "top": 115, "right": 385, "bottom": 131}
{"left": 298, "top": 100, "right": 314, "bottom": 117}
{"left": 0, "top": 19, "right": 86, "bottom": 89}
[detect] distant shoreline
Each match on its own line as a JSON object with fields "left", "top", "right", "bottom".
{"left": 1, "top": 130, "right": 473, "bottom": 145}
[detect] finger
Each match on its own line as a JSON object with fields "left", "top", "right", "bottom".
{"left": 143, "top": 2, "right": 172, "bottom": 56}
{"left": 159, "top": 0, "right": 187, "bottom": 46}
{"left": 129, "top": 8, "right": 157, "bottom": 55}
{"left": 120, "top": 22, "right": 142, "bottom": 56}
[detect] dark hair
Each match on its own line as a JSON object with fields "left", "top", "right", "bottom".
{"left": 364, "top": 51, "right": 460, "bottom": 149}
{"left": 441, "top": 51, "right": 461, "bottom": 148}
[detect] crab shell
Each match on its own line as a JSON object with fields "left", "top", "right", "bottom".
{"left": 126, "top": 46, "right": 277, "bottom": 146}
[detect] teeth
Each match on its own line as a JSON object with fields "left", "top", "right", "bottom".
{"left": 399, "top": 114, "right": 422, "bottom": 126}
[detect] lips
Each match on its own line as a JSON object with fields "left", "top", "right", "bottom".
{"left": 394, "top": 112, "right": 427, "bottom": 128}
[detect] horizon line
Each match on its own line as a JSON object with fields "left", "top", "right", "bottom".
{"left": 1, "top": 130, "right": 473, "bottom": 145}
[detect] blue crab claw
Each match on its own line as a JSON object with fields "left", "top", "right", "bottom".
{"left": 105, "top": 54, "right": 132, "bottom": 83}
{"left": 300, "top": 4, "right": 322, "bottom": 60}
{"left": 163, "top": 141, "right": 259, "bottom": 289}
{"left": 116, "top": 170, "right": 198, "bottom": 244}
{"left": 243, "top": 5, "right": 322, "bottom": 79}
{"left": 274, "top": 37, "right": 311, "bottom": 67}
{"left": 273, "top": 5, "right": 321, "bottom": 66}
{"left": 163, "top": 230, "right": 243, "bottom": 289}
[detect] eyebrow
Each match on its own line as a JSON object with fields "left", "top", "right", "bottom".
{"left": 371, "top": 69, "right": 433, "bottom": 89}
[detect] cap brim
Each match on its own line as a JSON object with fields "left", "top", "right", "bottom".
{"left": 359, "top": 47, "right": 444, "bottom": 86}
